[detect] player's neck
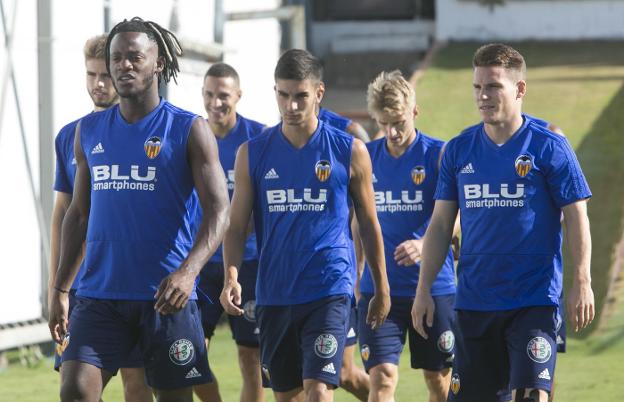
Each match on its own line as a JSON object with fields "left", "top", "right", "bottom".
{"left": 483, "top": 113, "right": 524, "bottom": 145}
{"left": 386, "top": 132, "right": 416, "bottom": 158}
{"left": 209, "top": 114, "right": 237, "bottom": 139}
{"left": 281, "top": 117, "right": 318, "bottom": 149}
{"left": 118, "top": 90, "right": 161, "bottom": 124}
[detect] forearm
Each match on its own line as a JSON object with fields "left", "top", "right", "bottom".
{"left": 222, "top": 224, "right": 248, "bottom": 284}
{"left": 54, "top": 207, "right": 88, "bottom": 291}
{"left": 185, "top": 203, "right": 229, "bottom": 275}
{"left": 48, "top": 205, "right": 66, "bottom": 290}
{"left": 358, "top": 217, "right": 389, "bottom": 295}
{"left": 565, "top": 214, "right": 592, "bottom": 286}
{"left": 417, "top": 219, "right": 454, "bottom": 294}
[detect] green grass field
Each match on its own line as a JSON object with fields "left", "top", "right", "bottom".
{"left": 2, "top": 41, "right": 624, "bottom": 401}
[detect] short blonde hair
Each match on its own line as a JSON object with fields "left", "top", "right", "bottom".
{"left": 367, "top": 70, "right": 416, "bottom": 117}
{"left": 83, "top": 34, "right": 108, "bottom": 60}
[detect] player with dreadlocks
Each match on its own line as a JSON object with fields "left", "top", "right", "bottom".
{"left": 48, "top": 17, "right": 230, "bottom": 402}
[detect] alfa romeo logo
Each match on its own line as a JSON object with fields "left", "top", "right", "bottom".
{"left": 169, "top": 339, "right": 194, "bottom": 365}
{"left": 314, "top": 334, "right": 338, "bottom": 358}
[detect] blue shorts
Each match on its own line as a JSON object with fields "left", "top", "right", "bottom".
{"left": 197, "top": 260, "right": 259, "bottom": 347}
{"left": 257, "top": 294, "right": 350, "bottom": 392}
{"left": 346, "top": 301, "right": 358, "bottom": 347}
{"left": 449, "top": 306, "right": 558, "bottom": 402}
{"left": 63, "top": 297, "right": 212, "bottom": 390}
{"left": 54, "top": 291, "right": 143, "bottom": 371}
{"left": 358, "top": 294, "right": 456, "bottom": 372}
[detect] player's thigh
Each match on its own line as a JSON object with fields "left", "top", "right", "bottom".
{"left": 257, "top": 304, "right": 302, "bottom": 392}
{"left": 62, "top": 297, "right": 137, "bottom": 375}
{"left": 357, "top": 294, "right": 407, "bottom": 373}
{"left": 408, "top": 294, "right": 457, "bottom": 371}
{"left": 299, "top": 295, "right": 351, "bottom": 389}
{"left": 448, "top": 310, "right": 509, "bottom": 402}
{"left": 196, "top": 262, "right": 225, "bottom": 339}
{"left": 506, "top": 306, "right": 557, "bottom": 393}
{"left": 228, "top": 259, "right": 260, "bottom": 347}
{"left": 140, "top": 300, "right": 212, "bottom": 390}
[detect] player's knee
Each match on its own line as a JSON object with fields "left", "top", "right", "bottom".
{"left": 237, "top": 345, "right": 261, "bottom": 376}
{"left": 370, "top": 364, "right": 397, "bottom": 391}
{"left": 422, "top": 368, "right": 449, "bottom": 391}
{"left": 60, "top": 379, "right": 91, "bottom": 402}
{"left": 514, "top": 388, "right": 542, "bottom": 402}
{"left": 155, "top": 387, "right": 193, "bottom": 402}
{"left": 304, "top": 380, "right": 333, "bottom": 401}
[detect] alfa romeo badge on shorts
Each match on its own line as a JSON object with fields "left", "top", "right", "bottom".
{"left": 169, "top": 339, "right": 195, "bottom": 365}
{"left": 527, "top": 336, "right": 552, "bottom": 363}
{"left": 314, "top": 334, "right": 338, "bottom": 358}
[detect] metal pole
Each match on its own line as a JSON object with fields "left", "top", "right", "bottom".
{"left": 37, "top": 0, "right": 54, "bottom": 317}
{"left": 0, "top": 0, "right": 17, "bottom": 144}
{"left": 103, "top": 0, "right": 111, "bottom": 32}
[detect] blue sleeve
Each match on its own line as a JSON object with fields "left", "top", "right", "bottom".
{"left": 434, "top": 141, "right": 458, "bottom": 201}
{"left": 53, "top": 131, "right": 72, "bottom": 194}
{"left": 545, "top": 138, "right": 592, "bottom": 207}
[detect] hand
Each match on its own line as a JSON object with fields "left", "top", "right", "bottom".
{"left": 220, "top": 279, "right": 244, "bottom": 316}
{"left": 411, "top": 288, "right": 435, "bottom": 339}
{"left": 394, "top": 239, "right": 423, "bottom": 266}
{"left": 566, "top": 281, "right": 595, "bottom": 332}
{"left": 366, "top": 291, "right": 390, "bottom": 330}
{"left": 154, "top": 268, "right": 197, "bottom": 315}
{"left": 48, "top": 290, "right": 70, "bottom": 343}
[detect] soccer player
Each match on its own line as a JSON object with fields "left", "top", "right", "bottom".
{"left": 220, "top": 48, "right": 390, "bottom": 402}
{"left": 317, "top": 107, "right": 371, "bottom": 401}
{"left": 48, "top": 33, "right": 152, "bottom": 402}
{"left": 47, "top": 17, "right": 230, "bottom": 402}
{"left": 193, "top": 62, "right": 265, "bottom": 402}
{"left": 411, "top": 43, "right": 594, "bottom": 402}
{"left": 356, "top": 70, "right": 456, "bottom": 402}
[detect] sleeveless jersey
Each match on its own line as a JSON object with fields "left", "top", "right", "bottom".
{"left": 206, "top": 114, "right": 264, "bottom": 262}
{"left": 248, "top": 122, "right": 354, "bottom": 305}
{"left": 435, "top": 115, "right": 591, "bottom": 310}
{"left": 360, "top": 132, "right": 456, "bottom": 297}
{"left": 318, "top": 107, "right": 352, "bottom": 132}
{"left": 54, "top": 118, "right": 86, "bottom": 290}
{"left": 77, "top": 99, "right": 200, "bottom": 300}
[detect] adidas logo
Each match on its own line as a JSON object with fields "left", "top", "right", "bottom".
{"left": 460, "top": 163, "right": 474, "bottom": 174}
{"left": 254, "top": 327, "right": 260, "bottom": 335}
{"left": 347, "top": 328, "right": 356, "bottom": 338}
{"left": 372, "top": 173, "right": 378, "bottom": 183}
{"left": 264, "top": 168, "right": 279, "bottom": 179}
{"left": 185, "top": 367, "right": 202, "bottom": 379}
{"left": 321, "top": 362, "right": 336, "bottom": 374}
{"left": 538, "top": 368, "right": 551, "bottom": 380}
{"left": 71, "top": 157, "right": 77, "bottom": 165}
{"left": 91, "top": 142, "right": 105, "bottom": 154}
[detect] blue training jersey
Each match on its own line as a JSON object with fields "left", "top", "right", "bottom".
{"left": 361, "top": 132, "right": 456, "bottom": 298}
{"left": 248, "top": 121, "right": 354, "bottom": 306}
{"left": 53, "top": 118, "right": 86, "bottom": 290}
{"left": 206, "top": 114, "right": 264, "bottom": 262}
{"left": 318, "top": 107, "right": 352, "bottom": 132}
{"left": 435, "top": 115, "right": 591, "bottom": 311}
{"left": 77, "top": 99, "right": 200, "bottom": 300}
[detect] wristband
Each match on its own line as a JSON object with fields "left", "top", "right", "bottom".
{"left": 54, "top": 286, "right": 70, "bottom": 294}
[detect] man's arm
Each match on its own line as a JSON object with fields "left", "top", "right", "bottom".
{"left": 562, "top": 199, "right": 594, "bottom": 332}
{"left": 351, "top": 216, "right": 365, "bottom": 302}
{"left": 48, "top": 122, "right": 91, "bottom": 342}
{"left": 220, "top": 143, "right": 254, "bottom": 316}
{"left": 346, "top": 121, "right": 370, "bottom": 143}
{"left": 154, "top": 118, "right": 230, "bottom": 314}
{"left": 411, "top": 200, "right": 458, "bottom": 339}
{"left": 349, "top": 139, "right": 390, "bottom": 329}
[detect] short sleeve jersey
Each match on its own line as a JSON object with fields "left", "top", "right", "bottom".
{"left": 435, "top": 115, "right": 591, "bottom": 310}
{"left": 360, "top": 132, "right": 456, "bottom": 297}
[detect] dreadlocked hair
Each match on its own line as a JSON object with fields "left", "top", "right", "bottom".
{"left": 105, "top": 17, "right": 183, "bottom": 85}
